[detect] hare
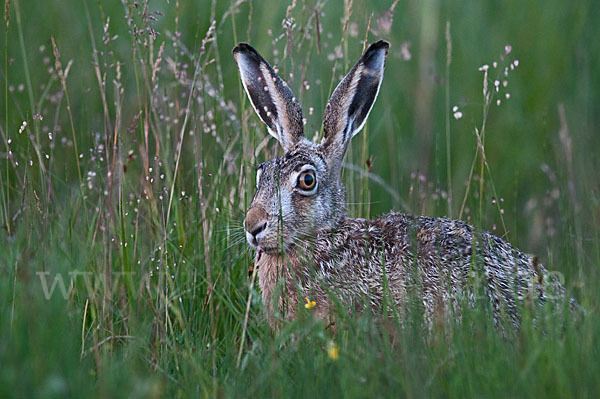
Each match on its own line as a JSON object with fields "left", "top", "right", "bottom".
{"left": 233, "top": 40, "right": 566, "bottom": 329}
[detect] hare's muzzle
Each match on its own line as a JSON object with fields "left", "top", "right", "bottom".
{"left": 244, "top": 206, "right": 268, "bottom": 248}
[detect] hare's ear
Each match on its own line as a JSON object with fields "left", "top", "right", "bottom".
{"left": 321, "top": 40, "right": 389, "bottom": 167}
{"left": 233, "top": 43, "right": 304, "bottom": 152}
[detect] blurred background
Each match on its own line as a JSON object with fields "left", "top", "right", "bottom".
{"left": 1, "top": 0, "right": 599, "bottom": 396}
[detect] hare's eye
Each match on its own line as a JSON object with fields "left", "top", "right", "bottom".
{"left": 297, "top": 170, "right": 317, "bottom": 192}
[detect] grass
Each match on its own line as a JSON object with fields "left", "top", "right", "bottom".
{"left": 1, "top": 0, "right": 599, "bottom": 397}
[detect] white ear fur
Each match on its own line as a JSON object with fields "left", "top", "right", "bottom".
{"left": 321, "top": 40, "right": 389, "bottom": 166}
{"left": 233, "top": 43, "right": 304, "bottom": 152}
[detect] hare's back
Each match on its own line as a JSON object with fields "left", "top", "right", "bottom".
{"left": 318, "top": 213, "right": 557, "bottom": 323}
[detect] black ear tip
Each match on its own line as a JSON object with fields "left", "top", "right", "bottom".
{"left": 232, "top": 43, "right": 248, "bottom": 55}
{"left": 364, "top": 40, "right": 390, "bottom": 58}
{"left": 232, "top": 43, "right": 259, "bottom": 59}
{"left": 367, "top": 40, "right": 390, "bottom": 55}
{"left": 360, "top": 40, "right": 389, "bottom": 66}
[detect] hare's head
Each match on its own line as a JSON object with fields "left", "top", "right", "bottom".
{"left": 234, "top": 41, "right": 389, "bottom": 254}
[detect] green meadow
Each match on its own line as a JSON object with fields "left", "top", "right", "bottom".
{"left": 1, "top": 0, "right": 599, "bottom": 397}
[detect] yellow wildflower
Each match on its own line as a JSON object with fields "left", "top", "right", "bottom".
{"left": 327, "top": 340, "right": 339, "bottom": 360}
{"left": 304, "top": 297, "right": 316, "bottom": 309}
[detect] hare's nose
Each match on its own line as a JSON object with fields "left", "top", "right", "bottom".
{"left": 245, "top": 206, "right": 268, "bottom": 238}
{"left": 248, "top": 221, "right": 267, "bottom": 238}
